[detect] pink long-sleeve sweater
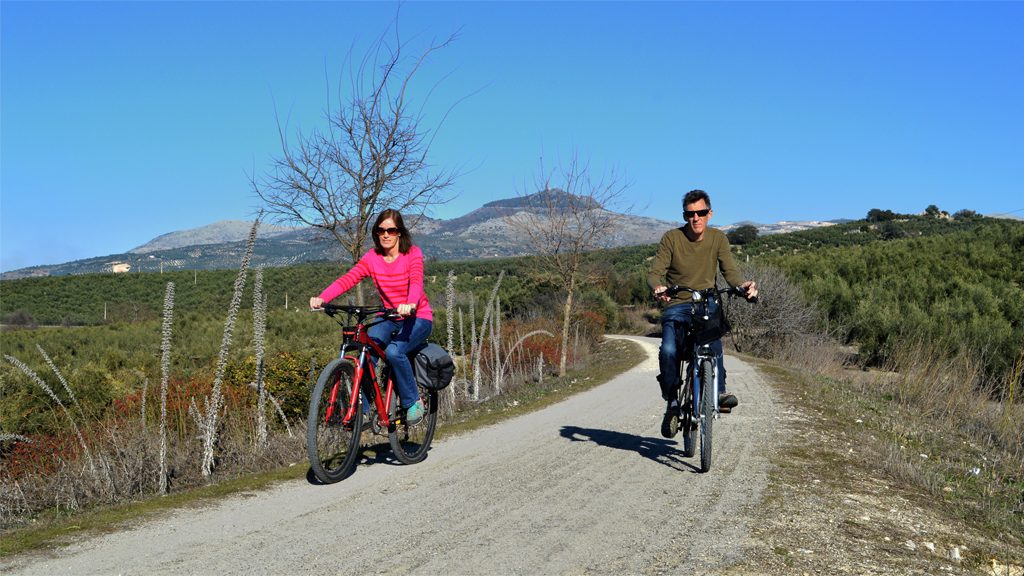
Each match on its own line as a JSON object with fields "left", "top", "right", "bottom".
{"left": 318, "top": 246, "right": 433, "bottom": 321}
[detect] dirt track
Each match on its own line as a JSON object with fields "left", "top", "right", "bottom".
{"left": 1, "top": 336, "right": 780, "bottom": 575}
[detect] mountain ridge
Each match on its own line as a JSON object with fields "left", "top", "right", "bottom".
{"left": 1, "top": 194, "right": 842, "bottom": 279}
{"left": 130, "top": 220, "right": 303, "bottom": 254}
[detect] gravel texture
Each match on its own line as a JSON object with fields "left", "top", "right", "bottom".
{"left": 1, "top": 336, "right": 779, "bottom": 575}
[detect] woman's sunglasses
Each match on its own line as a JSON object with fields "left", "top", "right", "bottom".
{"left": 375, "top": 227, "right": 401, "bottom": 236}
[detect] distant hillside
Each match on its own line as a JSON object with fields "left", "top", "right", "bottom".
{"left": 130, "top": 220, "right": 301, "bottom": 254}
{"left": 0, "top": 190, "right": 840, "bottom": 279}
{"left": 0, "top": 192, "right": 669, "bottom": 278}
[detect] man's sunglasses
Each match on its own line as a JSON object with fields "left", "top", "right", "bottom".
{"left": 683, "top": 209, "right": 711, "bottom": 219}
{"left": 375, "top": 227, "right": 401, "bottom": 236}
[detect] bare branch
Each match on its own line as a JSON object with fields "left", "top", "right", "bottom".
{"left": 253, "top": 21, "right": 459, "bottom": 267}
{"left": 505, "top": 152, "right": 631, "bottom": 376}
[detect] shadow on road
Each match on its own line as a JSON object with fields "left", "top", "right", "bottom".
{"left": 306, "top": 441, "right": 426, "bottom": 485}
{"left": 559, "top": 425, "right": 699, "bottom": 473}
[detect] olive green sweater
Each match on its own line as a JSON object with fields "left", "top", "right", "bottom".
{"left": 647, "top": 226, "right": 744, "bottom": 304}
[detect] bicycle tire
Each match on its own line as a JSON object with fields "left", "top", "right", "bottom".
{"left": 699, "top": 358, "right": 715, "bottom": 473}
{"left": 306, "top": 358, "right": 362, "bottom": 483}
{"left": 680, "top": 371, "right": 697, "bottom": 458}
{"left": 388, "top": 385, "right": 438, "bottom": 464}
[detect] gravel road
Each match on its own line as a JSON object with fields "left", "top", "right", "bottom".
{"left": 2, "top": 336, "right": 780, "bottom": 575}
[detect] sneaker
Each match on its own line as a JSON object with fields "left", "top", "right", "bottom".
{"left": 661, "top": 400, "right": 679, "bottom": 438}
{"left": 719, "top": 393, "right": 738, "bottom": 413}
{"left": 404, "top": 400, "right": 425, "bottom": 425}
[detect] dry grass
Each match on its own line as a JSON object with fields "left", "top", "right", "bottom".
{"left": 739, "top": 357, "right": 1023, "bottom": 574}
{"left": 746, "top": 332, "right": 1023, "bottom": 563}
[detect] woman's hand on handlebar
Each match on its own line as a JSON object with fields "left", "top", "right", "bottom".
{"left": 309, "top": 296, "right": 324, "bottom": 310}
{"left": 396, "top": 303, "right": 417, "bottom": 316}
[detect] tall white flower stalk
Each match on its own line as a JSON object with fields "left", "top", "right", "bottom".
{"left": 445, "top": 271, "right": 456, "bottom": 353}
{"left": 458, "top": 307, "right": 467, "bottom": 398}
{"left": 246, "top": 382, "right": 293, "bottom": 438}
{"left": 35, "top": 345, "right": 83, "bottom": 418}
{"left": 252, "top": 267, "right": 269, "bottom": 447}
{"left": 502, "top": 330, "right": 554, "bottom": 379}
{"left": 198, "top": 218, "right": 260, "bottom": 476}
{"left": 469, "top": 293, "right": 477, "bottom": 400}
{"left": 443, "top": 270, "right": 457, "bottom": 414}
{"left": 158, "top": 281, "right": 175, "bottom": 494}
{"left": 140, "top": 378, "right": 149, "bottom": 430}
{"left": 458, "top": 307, "right": 466, "bottom": 359}
{"left": 471, "top": 270, "right": 505, "bottom": 401}
{"left": 5, "top": 355, "right": 98, "bottom": 480}
{"left": 491, "top": 295, "right": 503, "bottom": 395}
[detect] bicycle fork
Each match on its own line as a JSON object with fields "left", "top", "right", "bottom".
{"left": 691, "top": 347, "right": 721, "bottom": 422}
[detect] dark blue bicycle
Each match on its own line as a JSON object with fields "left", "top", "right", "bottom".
{"left": 661, "top": 285, "right": 753, "bottom": 473}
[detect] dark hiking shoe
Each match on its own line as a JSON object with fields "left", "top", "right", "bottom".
{"left": 661, "top": 400, "right": 679, "bottom": 438}
{"left": 719, "top": 393, "right": 738, "bottom": 413}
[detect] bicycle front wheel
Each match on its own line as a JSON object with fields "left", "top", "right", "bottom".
{"left": 698, "top": 358, "right": 715, "bottom": 473}
{"left": 307, "top": 358, "right": 362, "bottom": 483}
{"left": 388, "top": 386, "right": 438, "bottom": 464}
{"left": 680, "top": 372, "right": 696, "bottom": 458}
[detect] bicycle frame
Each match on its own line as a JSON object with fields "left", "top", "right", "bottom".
{"left": 324, "top": 305, "right": 401, "bottom": 431}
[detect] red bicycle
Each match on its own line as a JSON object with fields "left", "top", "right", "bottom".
{"left": 306, "top": 303, "right": 438, "bottom": 483}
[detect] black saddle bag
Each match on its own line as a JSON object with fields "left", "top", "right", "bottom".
{"left": 413, "top": 343, "right": 455, "bottom": 390}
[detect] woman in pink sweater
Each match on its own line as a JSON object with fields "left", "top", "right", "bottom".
{"left": 309, "top": 209, "right": 433, "bottom": 424}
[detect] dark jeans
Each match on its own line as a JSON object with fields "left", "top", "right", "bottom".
{"left": 658, "top": 303, "right": 726, "bottom": 401}
{"left": 367, "top": 316, "right": 433, "bottom": 409}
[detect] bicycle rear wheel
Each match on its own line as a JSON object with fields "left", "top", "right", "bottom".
{"left": 698, "top": 358, "right": 715, "bottom": 473}
{"left": 388, "top": 386, "right": 438, "bottom": 464}
{"left": 307, "top": 358, "right": 362, "bottom": 483}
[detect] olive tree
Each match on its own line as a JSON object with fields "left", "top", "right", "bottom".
{"left": 727, "top": 224, "right": 759, "bottom": 245}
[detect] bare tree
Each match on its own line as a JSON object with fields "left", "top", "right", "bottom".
{"left": 252, "top": 21, "right": 459, "bottom": 291}
{"left": 506, "top": 154, "right": 630, "bottom": 377}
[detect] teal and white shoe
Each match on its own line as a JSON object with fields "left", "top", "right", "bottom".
{"left": 405, "top": 400, "right": 425, "bottom": 425}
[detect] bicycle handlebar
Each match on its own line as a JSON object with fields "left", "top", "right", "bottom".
{"left": 315, "top": 303, "right": 404, "bottom": 322}
{"left": 664, "top": 284, "right": 759, "bottom": 304}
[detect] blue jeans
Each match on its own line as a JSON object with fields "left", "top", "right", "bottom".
{"left": 658, "top": 303, "right": 726, "bottom": 401}
{"left": 367, "top": 317, "right": 433, "bottom": 408}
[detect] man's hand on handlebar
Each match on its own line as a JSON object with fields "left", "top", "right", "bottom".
{"left": 739, "top": 280, "right": 758, "bottom": 301}
{"left": 653, "top": 285, "right": 671, "bottom": 303}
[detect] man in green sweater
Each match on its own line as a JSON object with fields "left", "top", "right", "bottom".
{"left": 648, "top": 189, "right": 758, "bottom": 438}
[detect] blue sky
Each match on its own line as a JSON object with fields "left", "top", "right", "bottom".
{"left": 2, "top": 1, "right": 1022, "bottom": 272}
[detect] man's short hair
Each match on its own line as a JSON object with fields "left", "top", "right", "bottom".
{"left": 683, "top": 189, "right": 711, "bottom": 209}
